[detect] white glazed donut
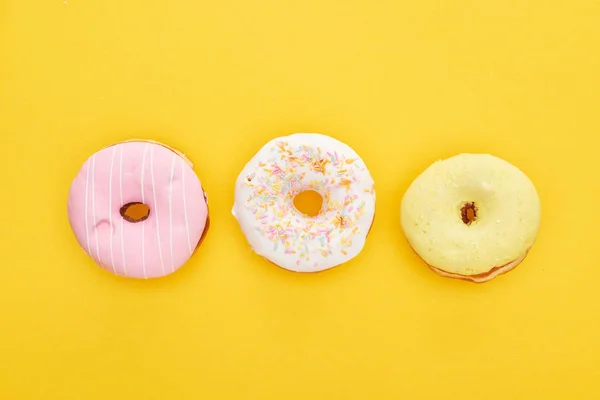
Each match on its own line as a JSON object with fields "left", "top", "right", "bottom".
{"left": 401, "top": 153, "right": 541, "bottom": 283}
{"left": 232, "top": 133, "right": 376, "bottom": 272}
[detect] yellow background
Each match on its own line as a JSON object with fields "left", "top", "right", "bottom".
{"left": 1, "top": 0, "right": 599, "bottom": 398}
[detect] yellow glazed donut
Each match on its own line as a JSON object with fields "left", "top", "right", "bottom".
{"left": 401, "top": 154, "right": 541, "bottom": 283}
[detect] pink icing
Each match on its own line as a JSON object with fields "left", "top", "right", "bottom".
{"left": 67, "top": 142, "right": 208, "bottom": 278}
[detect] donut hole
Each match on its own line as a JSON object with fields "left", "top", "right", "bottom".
{"left": 293, "top": 190, "right": 323, "bottom": 217}
{"left": 120, "top": 202, "right": 150, "bottom": 223}
{"left": 461, "top": 202, "right": 477, "bottom": 225}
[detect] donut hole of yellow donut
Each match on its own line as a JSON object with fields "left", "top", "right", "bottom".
{"left": 120, "top": 202, "right": 150, "bottom": 223}
{"left": 293, "top": 190, "right": 323, "bottom": 217}
{"left": 461, "top": 202, "right": 477, "bottom": 225}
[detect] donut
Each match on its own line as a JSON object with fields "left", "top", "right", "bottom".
{"left": 232, "top": 133, "right": 376, "bottom": 272}
{"left": 401, "top": 153, "right": 540, "bottom": 283}
{"left": 67, "top": 140, "right": 209, "bottom": 279}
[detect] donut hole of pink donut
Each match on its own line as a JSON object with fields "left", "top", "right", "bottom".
{"left": 120, "top": 202, "right": 151, "bottom": 223}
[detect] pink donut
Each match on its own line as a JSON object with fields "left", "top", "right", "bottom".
{"left": 67, "top": 141, "right": 209, "bottom": 278}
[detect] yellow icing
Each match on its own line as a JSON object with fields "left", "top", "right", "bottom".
{"left": 401, "top": 154, "right": 541, "bottom": 276}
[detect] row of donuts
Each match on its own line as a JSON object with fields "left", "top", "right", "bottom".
{"left": 67, "top": 133, "right": 541, "bottom": 283}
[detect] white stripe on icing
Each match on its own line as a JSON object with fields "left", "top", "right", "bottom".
{"left": 92, "top": 154, "right": 103, "bottom": 266}
{"left": 169, "top": 154, "right": 176, "bottom": 272}
{"left": 150, "top": 146, "right": 165, "bottom": 276}
{"left": 181, "top": 157, "right": 192, "bottom": 254}
{"left": 120, "top": 145, "right": 127, "bottom": 276}
{"left": 84, "top": 159, "right": 91, "bottom": 255}
{"left": 141, "top": 144, "right": 149, "bottom": 279}
{"left": 108, "top": 146, "right": 117, "bottom": 274}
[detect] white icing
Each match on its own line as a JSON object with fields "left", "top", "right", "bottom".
{"left": 119, "top": 145, "right": 127, "bottom": 275}
{"left": 108, "top": 146, "right": 117, "bottom": 274}
{"left": 140, "top": 144, "right": 149, "bottom": 278}
{"left": 169, "top": 154, "right": 176, "bottom": 272}
{"left": 181, "top": 157, "right": 192, "bottom": 255}
{"left": 150, "top": 145, "right": 165, "bottom": 276}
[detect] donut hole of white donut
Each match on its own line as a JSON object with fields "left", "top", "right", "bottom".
{"left": 119, "top": 202, "right": 150, "bottom": 223}
{"left": 292, "top": 190, "right": 324, "bottom": 217}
